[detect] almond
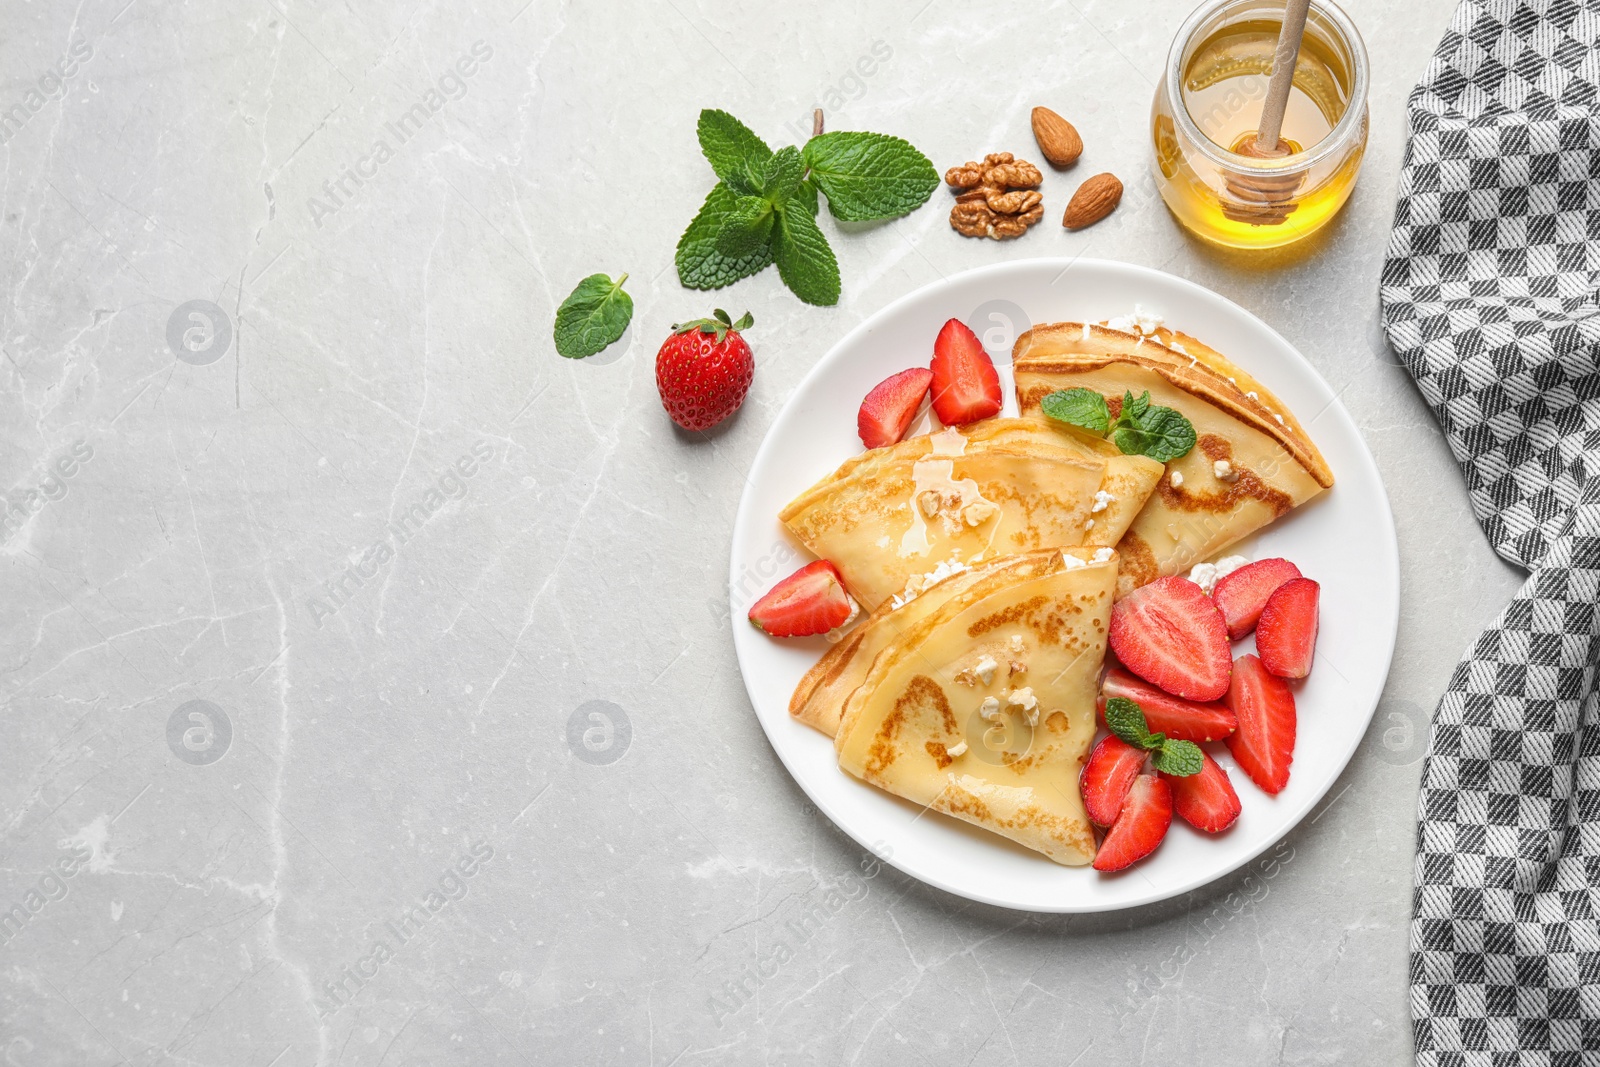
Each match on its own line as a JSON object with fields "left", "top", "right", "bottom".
{"left": 1031, "top": 107, "right": 1083, "bottom": 169}
{"left": 1062, "top": 172, "right": 1123, "bottom": 230}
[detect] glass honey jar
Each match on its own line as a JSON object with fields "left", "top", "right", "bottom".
{"left": 1151, "top": 0, "right": 1369, "bottom": 249}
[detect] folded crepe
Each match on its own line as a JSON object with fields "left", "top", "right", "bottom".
{"left": 791, "top": 550, "right": 1063, "bottom": 737}
{"left": 1013, "top": 323, "right": 1334, "bottom": 597}
{"left": 833, "top": 545, "right": 1116, "bottom": 866}
{"left": 779, "top": 418, "right": 1162, "bottom": 611}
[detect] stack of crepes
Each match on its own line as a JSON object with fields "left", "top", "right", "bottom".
{"left": 774, "top": 318, "right": 1334, "bottom": 867}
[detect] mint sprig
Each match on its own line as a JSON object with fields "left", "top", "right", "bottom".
{"left": 1103, "top": 697, "right": 1203, "bottom": 777}
{"left": 676, "top": 109, "right": 938, "bottom": 306}
{"left": 1040, "top": 388, "right": 1197, "bottom": 463}
{"left": 553, "top": 273, "right": 633, "bottom": 359}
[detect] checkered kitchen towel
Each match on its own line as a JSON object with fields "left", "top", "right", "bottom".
{"left": 1379, "top": 0, "right": 1600, "bottom": 1059}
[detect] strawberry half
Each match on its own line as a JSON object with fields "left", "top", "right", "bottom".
{"left": 1080, "top": 734, "right": 1146, "bottom": 827}
{"left": 1224, "top": 654, "right": 1297, "bottom": 794}
{"left": 1108, "top": 576, "right": 1232, "bottom": 702}
{"left": 1162, "top": 751, "right": 1242, "bottom": 833}
{"left": 1212, "top": 558, "right": 1302, "bottom": 640}
{"left": 929, "top": 319, "right": 1002, "bottom": 426}
{"left": 1092, "top": 774, "right": 1172, "bottom": 872}
{"left": 1098, "top": 667, "right": 1236, "bottom": 743}
{"left": 858, "top": 367, "right": 933, "bottom": 449}
{"left": 748, "top": 560, "right": 856, "bottom": 638}
{"left": 1256, "top": 577, "right": 1321, "bottom": 679}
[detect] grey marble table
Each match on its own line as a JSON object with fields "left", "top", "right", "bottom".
{"left": 0, "top": 0, "right": 1523, "bottom": 1063}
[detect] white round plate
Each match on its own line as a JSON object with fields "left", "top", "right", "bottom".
{"left": 729, "top": 259, "right": 1398, "bottom": 913}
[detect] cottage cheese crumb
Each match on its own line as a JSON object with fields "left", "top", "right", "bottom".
{"left": 1188, "top": 554, "right": 1251, "bottom": 595}
{"left": 890, "top": 558, "right": 970, "bottom": 609}
{"left": 979, "top": 696, "right": 1002, "bottom": 722}
{"left": 1091, "top": 489, "right": 1115, "bottom": 514}
{"left": 1247, "top": 390, "right": 1259, "bottom": 401}
{"left": 1061, "top": 551, "right": 1087, "bottom": 570}
{"left": 1170, "top": 470, "right": 1184, "bottom": 487}
{"left": 1103, "top": 305, "right": 1163, "bottom": 336}
{"left": 1274, "top": 413, "right": 1285, "bottom": 425}
{"left": 1093, "top": 547, "right": 1114, "bottom": 564}
{"left": 1007, "top": 686, "right": 1039, "bottom": 725}
{"left": 1213, "top": 459, "right": 1239, "bottom": 483}
{"left": 946, "top": 740, "right": 968, "bottom": 757}
{"left": 974, "top": 655, "right": 998, "bottom": 686}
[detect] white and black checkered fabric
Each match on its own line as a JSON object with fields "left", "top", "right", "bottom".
{"left": 1380, "top": 0, "right": 1600, "bottom": 1061}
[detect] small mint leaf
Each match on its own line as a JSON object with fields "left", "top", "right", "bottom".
{"left": 801, "top": 131, "right": 940, "bottom": 221}
{"left": 1152, "top": 739, "right": 1204, "bottom": 777}
{"left": 1111, "top": 404, "right": 1198, "bottom": 463}
{"left": 552, "top": 273, "right": 632, "bottom": 359}
{"left": 713, "top": 196, "right": 775, "bottom": 257}
{"left": 1040, "top": 388, "right": 1111, "bottom": 435}
{"left": 676, "top": 182, "right": 774, "bottom": 291}
{"left": 1122, "top": 390, "right": 1151, "bottom": 422}
{"left": 795, "top": 177, "right": 820, "bottom": 217}
{"left": 771, "top": 202, "right": 840, "bottom": 306}
{"left": 1103, "top": 697, "right": 1153, "bottom": 750}
{"left": 696, "top": 109, "right": 772, "bottom": 196}
{"left": 760, "top": 146, "right": 804, "bottom": 208}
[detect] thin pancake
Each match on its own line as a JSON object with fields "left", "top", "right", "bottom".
{"left": 790, "top": 550, "right": 1062, "bottom": 737}
{"left": 833, "top": 546, "right": 1116, "bottom": 866}
{"left": 780, "top": 418, "right": 1161, "bottom": 610}
{"left": 1014, "top": 323, "right": 1331, "bottom": 596}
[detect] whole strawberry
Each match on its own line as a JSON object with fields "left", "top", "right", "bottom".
{"left": 655, "top": 309, "right": 754, "bottom": 431}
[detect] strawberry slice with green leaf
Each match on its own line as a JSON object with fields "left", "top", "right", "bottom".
{"left": 858, "top": 367, "right": 933, "bottom": 449}
{"left": 1108, "top": 576, "right": 1232, "bottom": 702}
{"left": 1099, "top": 667, "right": 1236, "bottom": 743}
{"left": 748, "top": 560, "right": 857, "bottom": 638}
{"left": 1225, "top": 654, "right": 1297, "bottom": 794}
{"left": 929, "top": 319, "right": 1001, "bottom": 425}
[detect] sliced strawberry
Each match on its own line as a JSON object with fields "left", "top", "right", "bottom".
{"left": 1224, "top": 654, "right": 1296, "bottom": 794}
{"left": 1212, "top": 558, "right": 1302, "bottom": 640}
{"left": 1162, "top": 752, "right": 1242, "bottom": 833}
{"left": 1092, "top": 774, "right": 1172, "bottom": 872}
{"left": 1256, "top": 577, "right": 1320, "bottom": 679}
{"left": 1108, "top": 576, "right": 1232, "bottom": 702}
{"left": 1098, "top": 667, "right": 1236, "bottom": 743}
{"left": 858, "top": 367, "right": 933, "bottom": 449}
{"left": 748, "top": 560, "right": 855, "bottom": 638}
{"left": 929, "top": 319, "right": 1001, "bottom": 426}
{"left": 1080, "top": 734, "right": 1146, "bottom": 827}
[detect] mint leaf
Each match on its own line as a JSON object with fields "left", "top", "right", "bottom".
{"left": 1122, "top": 390, "right": 1151, "bottom": 421}
{"left": 697, "top": 109, "right": 771, "bottom": 196}
{"left": 801, "top": 131, "right": 940, "bottom": 221}
{"left": 1151, "top": 739, "right": 1204, "bottom": 777}
{"left": 771, "top": 203, "right": 840, "bottom": 306}
{"left": 1112, "top": 404, "right": 1198, "bottom": 462}
{"left": 1040, "top": 388, "right": 1111, "bottom": 435}
{"left": 795, "top": 178, "right": 820, "bottom": 217}
{"left": 553, "top": 273, "right": 632, "bottom": 359}
{"left": 1103, "top": 697, "right": 1153, "bottom": 749}
{"left": 714, "top": 196, "right": 775, "bottom": 257}
{"left": 760, "top": 146, "right": 804, "bottom": 207}
{"left": 677, "top": 182, "right": 774, "bottom": 290}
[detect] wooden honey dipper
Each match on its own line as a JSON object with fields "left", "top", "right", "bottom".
{"left": 1222, "top": 0, "right": 1312, "bottom": 224}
